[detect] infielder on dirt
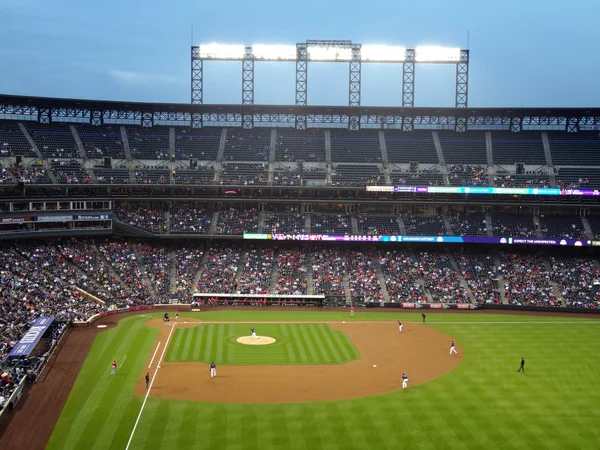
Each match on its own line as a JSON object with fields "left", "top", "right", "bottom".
{"left": 402, "top": 373, "right": 408, "bottom": 389}
{"left": 250, "top": 328, "right": 257, "bottom": 339}
{"left": 449, "top": 340, "right": 458, "bottom": 354}
{"left": 398, "top": 321, "right": 403, "bottom": 332}
{"left": 210, "top": 362, "right": 217, "bottom": 377}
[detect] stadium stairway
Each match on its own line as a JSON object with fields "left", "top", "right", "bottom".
{"left": 169, "top": 248, "right": 177, "bottom": 293}
{"left": 533, "top": 215, "right": 543, "bottom": 237}
{"left": 305, "top": 215, "right": 311, "bottom": 233}
{"left": 91, "top": 243, "right": 132, "bottom": 294}
{"left": 373, "top": 254, "right": 391, "bottom": 302}
{"left": 432, "top": 132, "right": 445, "bottom": 166}
{"left": 235, "top": 249, "right": 248, "bottom": 283}
{"left": 324, "top": 130, "right": 332, "bottom": 165}
{"left": 86, "top": 167, "right": 98, "bottom": 183}
{"left": 544, "top": 257, "right": 566, "bottom": 307}
{"left": 442, "top": 216, "right": 455, "bottom": 235}
{"left": 70, "top": 125, "right": 88, "bottom": 161}
{"left": 486, "top": 213, "right": 494, "bottom": 236}
{"left": 120, "top": 126, "right": 133, "bottom": 161}
{"left": 581, "top": 217, "right": 594, "bottom": 239}
{"left": 17, "top": 123, "right": 43, "bottom": 159}
{"left": 216, "top": 129, "right": 227, "bottom": 163}
{"left": 210, "top": 212, "right": 219, "bottom": 234}
{"left": 485, "top": 132, "right": 494, "bottom": 166}
{"left": 192, "top": 244, "right": 210, "bottom": 291}
{"left": 378, "top": 131, "right": 388, "bottom": 166}
{"left": 134, "top": 244, "right": 158, "bottom": 298}
{"left": 269, "top": 250, "right": 280, "bottom": 294}
{"left": 257, "top": 211, "right": 266, "bottom": 231}
{"left": 446, "top": 251, "right": 476, "bottom": 303}
{"left": 164, "top": 209, "right": 171, "bottom": 233}
{"left": 492, "top": 253, "right": 508, "bottom": 304}
{"left": 350, "top": 216, "right": 359, "bottom": 234}
{"left": 397, "top": 215, "right": 407, "bottom": 234}
{"left": 541, "top": 132, "right": 555, "bottom": 168}
{"left": 269, "top": 130, "right": 276, "bottom": 164}
{"left": 169, "top": 128, "right": 175, "bottom": 158}
{"left": 408, "top": 248, "right": 435, "bottom": 303}
{"left": 306, "top": 253, "right": 314, "bottom": 295}
{"left": 341, "top": 253, "right": 353, "bottom": 305}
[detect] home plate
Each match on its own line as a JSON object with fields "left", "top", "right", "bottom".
{"left": 372, "top": 364, "right": 377, "bottom": 368}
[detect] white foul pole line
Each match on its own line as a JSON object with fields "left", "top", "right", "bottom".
{"left": 125, "top": 324, "right": 176, "bottom": 450}
{"left": 147, "top": 342, "right": 161, "bottom": 369}
{"left": 120, "top": 355, "right": 127, "bottom": 370}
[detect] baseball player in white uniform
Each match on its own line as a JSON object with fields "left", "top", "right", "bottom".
{"left": 251, "top": 328, "right": 257, "bottom": 339}
{"left": 210, "top": 362, "right": 216, "bottom": 377}
{"left": 449, "top": 340, "right": 458, "bottom": 354}
{"left": 398, "top": 321, "right": 403, "bottom": 332}
{"left": 402, "top": 373, "right": 408, "bottom": 389}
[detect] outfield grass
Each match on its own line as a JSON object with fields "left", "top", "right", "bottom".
{"left": 48, "top": 311, "right": 600, "bottom": 450}
{"left": 166, "top": 323, "right": 359, "bottom": 364}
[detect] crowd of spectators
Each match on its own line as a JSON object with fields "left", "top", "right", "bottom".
{"left": 136, "top": 244, "right": 171, "bottom": 297}
{"left": 417, "top": 252, "right": 469, "bottom": 303}
{"left": 494, "top": 173, "right": 551, "bottom": 188}
{"left": 346, "top": 250, "right": 384, "bottom": 303}
{"left": 13, "top": 165, "right": 51, "bottom": 184}
{"left": 498, "top": 253, "right": 557, "bottom": 306}
{"left": 550, "top": 256, "right": 600, "bottom": 308}
{"left": 170, "top": 206, "right": 213, "bottom": 234}
{"left": 449, "top": 164, "right": 488, "bottom": 186}
{"left": 115, "top": 204, "right": 165, "bottom": 233}
{"left": 237, "top": 247, "right": 274, "bottom": 295}
{"left": 195, "top": 245, "right": 241, "bottom": 293}
{"left": 312, "top": 247, "right": 346, "bottom": 297}
{"left": 448, "top": 212, "right": 488, "bottom": 236}
{"left": 215, "top": 208, "right": 259, "bottom": 235}
{"left": 264, "top": 213, "right": 307, "bottom": 234}
{"left": 173, "top": 246, "right": 203, "bottom": 297}
{"left": 275, "top": 249, "right": 307, "bottom": 295}
{"left": 0, "top": 165, "right": 12, "bottom": 184}
{"left": 403, "top": 214, "right": 446, "bottom": 235}
{"left": 378, "top": 250, "right": 425, "bottom": 303}
{"left": 454, "top": 251, "right": 500, "bottom": 304}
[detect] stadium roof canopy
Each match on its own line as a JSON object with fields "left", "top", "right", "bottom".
{"left": 1, "top": 93, "right": 599, "bottom": 133}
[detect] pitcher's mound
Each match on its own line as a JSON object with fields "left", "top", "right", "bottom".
{"left": 236, "top": 336, "right": 276, "bottom": 345}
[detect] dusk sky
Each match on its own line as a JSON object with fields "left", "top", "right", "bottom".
{"left": 1, "top": 0, "right": 597, "bottom": 108}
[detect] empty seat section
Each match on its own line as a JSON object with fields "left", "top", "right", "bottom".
{"left": 0, "top": 121, "right": 37, "bottom": 157}
{"left": 275, "top": 129, "right": 325, "bottom": 162}
{"left": 492, "top": 132, "right": 545, "bottom": 164}
{"left": 539, "top": 215, "right": 586, "bottom": 239}
{"left": 439, "top": 131, "right": 487, "bottom": 164}
{"left": 310, "top": 214, "right": 352, "bottom": 234}
{"left": 76, "top": 125, "right": 125, "bottom": 158}
{"left": 127, "top": 127, "right": 170, "bottom": 159}
{"left": 94, "top": 168, "right": 131, "bottom": 184}
{"left": 357, "top": 215, "right": 400, "bottom": 235}
{"left": 224, "top": 129, "right": 270, "bottom": 161}
{"left": 390, "top": 170, "right": 444, "bottom": 186}
{"left": 403, "top": 214, "right": 446, "bottom": 235}
{"left": 556, "top": 168, "right": 600, "bottom": 189}
{"left": 51, "top": 160, "right": 91, "bottom": 183}
{"left": 134, "top": 170, "right": 170, "bottom": 184}
{"left": 548, "top": 132, "right": 600, "bottom": 165}
{"left": 385, "top": 131, "right": 438, "bottom": 163}
{"left": 220, "top": 163, "right": 268, "bottom": 185}
{"left": 331, "top": 165, "right": 382, "bottom": 186}
{"left": 494, "top": 173, "right": 551, "bottom": 188}
{"left": 175, "top": 128, "right": 221, "bottom": 160}
{"left": 448, "top": 212, "right": 488, "bottom": 236}
{"left": 25, "top": 123, "right": 79, "bottom": 158}
{"left": 491, "top": 214, "right": 535, "bottom": 237}
{"left": 330, "top": 130, "right": 381, "bottom": 163}
{"left": 173, "top": 168, "right": 215, "bottom": 184}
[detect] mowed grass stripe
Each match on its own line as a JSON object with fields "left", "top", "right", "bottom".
{"left": 167, "top": 323, "right": 360, "bottom": 366}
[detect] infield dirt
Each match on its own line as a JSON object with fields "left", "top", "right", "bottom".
{"left": 135, "top": 318, "right": 463, "bottom": 403}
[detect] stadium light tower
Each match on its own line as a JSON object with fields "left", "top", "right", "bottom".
{"left": 191, "top": 40, "right": 469, "bottom": 130}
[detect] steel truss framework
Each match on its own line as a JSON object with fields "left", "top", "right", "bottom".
{"left": 1, "top": 94, "right": 600, "bottom": 133}
{"left": 191, "top": 40, "right": 471, "bottom": 129}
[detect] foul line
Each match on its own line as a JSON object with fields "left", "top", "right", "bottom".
{"left": 120, "top": 355, "right": 127, "bottom": 370}
{"left": 194, "top": 320, "right": 600, "bottom": 325}
{"left": 147, "top": 342, "right": 161, "bottom": 368}
{"left": 125, "top": 323, "right": 176, "bottom": 450}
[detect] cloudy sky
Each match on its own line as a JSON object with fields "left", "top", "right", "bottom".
{"left": 0, "top": 0, "right": 597, "bottom": 108}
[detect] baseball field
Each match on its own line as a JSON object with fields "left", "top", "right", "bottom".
{"left": 11, "top": 310, "right": 600, "bottom": 449}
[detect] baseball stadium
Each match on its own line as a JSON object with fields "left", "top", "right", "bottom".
{"left": 1, "top": 3, "right": 600, "bottom": 449}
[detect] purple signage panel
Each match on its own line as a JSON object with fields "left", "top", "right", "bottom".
{"left": 8, "top": 316, "right": 54, "bottom": 357}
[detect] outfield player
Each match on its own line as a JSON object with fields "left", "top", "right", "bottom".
{"left": 111, "top": 360, "right": 117, "bottom": 375}
{"left": 210, "top": 362, "right": 217, "bottom": 377}
{"left": 175, "top": 311, "right": 179, "bottom": 322}
{"left": 398, "top": 321, "right": 403, "bottom": 332}
{"left": 350, "top": 305, "right": 354, "bottom": 317}
{"left": 402, "top": 373, "right": 408, "bottom": 389}
{"left": 145, "top": 372, "right": 150, "bottom": 388}
{"left": 517, "top": 357, "right": 525, "bottom": 373}
{"left": 449, "top": 340, "right": 457, "bottom": 354}
{"left": 422, "top": 313, "right": 426, "bottom": 323}
{"left": 251, "top": 328, "right": 257, "bottom": 339}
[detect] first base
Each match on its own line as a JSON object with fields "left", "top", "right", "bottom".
{"left": 342, "top": 321, "right": 346, "bottom": 324}
{"left": 372, "top": 364, "right": 377, "bottom": 368}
